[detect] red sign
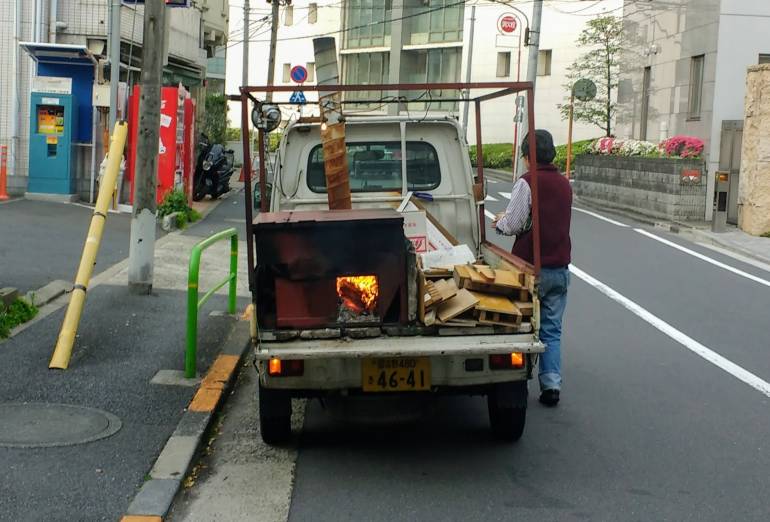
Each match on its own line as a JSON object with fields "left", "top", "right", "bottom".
{"left": 498, "top": 14, "right": 518, "bottom": 34}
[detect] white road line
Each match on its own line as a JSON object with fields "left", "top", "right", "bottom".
{"left": 695, "top": 242, "right": 770, "bottom": 275}
{"left": 485, "top": 195, "right": 498, "bottom": 202}
{"left": 634, "top": 228, "right": 770, "bottom": 289}
{"left": 570, "top": 264, "right": 770, "bottom": 398}
{"left": 572, "top": 207, "right": 629, "bottom": 228}
{"left": 484, "top": 209, "right": 496, "bottom": 220}
{"left": 498, "top": 192, "right": 511, "bottom": 200}
{"left": 488, "top": 178, "right": 500, "bottom": 184}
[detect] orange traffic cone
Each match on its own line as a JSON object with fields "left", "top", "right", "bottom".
{"left": 0, "top": 145, "right": 9, "bottom": 201}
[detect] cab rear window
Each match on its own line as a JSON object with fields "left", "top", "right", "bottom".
{"left": 307, "top": 141, "right": 441, "bottom": 193}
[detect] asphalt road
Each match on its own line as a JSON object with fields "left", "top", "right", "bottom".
{"left": 180, "top": 176, "right": 770, "bottom": 521}
{"left": 0, "top": 199, "right": 135, "bottom": 293}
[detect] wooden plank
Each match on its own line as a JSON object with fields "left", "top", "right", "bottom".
{"left": 474, "top": 265, "right": 496, "bottom": 282}
{"left": 515, "top": 301, "right": 534, "bottom": 317}
{"left": 424, "top": 280, "right": 443, "bottom": 310}
{"left": 493, "top": 269, "right": 525, "bottom": 288}
{"left": 453, "top": 264, "right": 472, "bottom": 289}
{"left": 466, "top": 264, "right": 487, "bottom": 284}
{"left": 433, "top": 278, "right": 458, "bottom": 302}
{"left": 469, "top": 291, "right": 517, "bottom": 315}
{"left": 477, "top": 309, "right": 522, "bottom": 327}
{"left": 437, "top": 288, "right": 479, "bottom": 323}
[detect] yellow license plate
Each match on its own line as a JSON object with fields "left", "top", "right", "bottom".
{"left": 362, "top": 357, "right": 431, "bottom": 392}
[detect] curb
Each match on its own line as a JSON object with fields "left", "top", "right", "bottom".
{"left": 120, "top": 320, "right": 251, "bottom": 521}
{"left": 574, "top": 197, "right": 770, "bottom": 267}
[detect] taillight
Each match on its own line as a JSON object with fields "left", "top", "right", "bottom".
{"left": 489, "top": 353, "right": 525, "bottom": 370}
{"left": 267, "top": 358, "right": 304, "bottom": 377}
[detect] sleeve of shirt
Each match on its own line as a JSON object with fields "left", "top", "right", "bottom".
{"left": 495, "top": 178, "right": 532, "bottom": 237}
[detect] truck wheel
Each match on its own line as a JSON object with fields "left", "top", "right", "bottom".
{"left": 488, "top": 382, "right": 527, "bottom": 442}
{"left": 258, "top": 382, "right": 291, "bottom": 444}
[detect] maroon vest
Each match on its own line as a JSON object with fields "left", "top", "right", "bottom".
{"left": 510, "top": 164, "right": 572, "bottom": 268}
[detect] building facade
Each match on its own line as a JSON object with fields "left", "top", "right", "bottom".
{"left": 616, "top": 0, "right": 770, "bottom": 220}
{"left": 0, "top": 0, "right": 228, "bottom": 198}
{"left": 227, "top": 0, "right": 623, "bottom": 146}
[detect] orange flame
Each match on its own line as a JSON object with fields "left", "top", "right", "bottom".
{"left": 336, "top": 275, "right": 379, "bottom": 314}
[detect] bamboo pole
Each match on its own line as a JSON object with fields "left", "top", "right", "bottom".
{"left": 50, "top": 121, "right": 128, "bottom": 370}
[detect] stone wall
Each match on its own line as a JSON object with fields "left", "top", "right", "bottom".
{"left": 573, "top": 155, "right": 707, "bottom": 221}
{"left": 738, "top": 65, "right": 770, "bottom": 236}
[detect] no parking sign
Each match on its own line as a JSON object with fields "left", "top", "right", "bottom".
{"left": 290, "top": 65, "right": 308, "bottom": 84}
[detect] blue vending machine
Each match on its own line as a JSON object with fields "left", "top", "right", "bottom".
{"left": 28, "top": 87, "right": 78, "bottom": 195}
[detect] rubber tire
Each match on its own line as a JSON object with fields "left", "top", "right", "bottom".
{"left": 488, "top": 385, "right": 527, "bottom": 442}
{"left": 258, "top": 382, "right": 292, "bottom": 445}
{"left": 192, "top": 176, "right": 207, "bottom": 201}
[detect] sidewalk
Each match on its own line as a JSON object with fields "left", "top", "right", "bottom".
{"left": 0, "top": 189, "right": 251, "bottom": 521}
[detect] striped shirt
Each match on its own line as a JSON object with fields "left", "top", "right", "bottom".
{"left": 495, "top": 178, "right": 531, "bottom": 237}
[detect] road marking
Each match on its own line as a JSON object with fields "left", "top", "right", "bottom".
{"left": 572, "top": 207, "right": 629, "bottom": 227}
{"left": 488, "top": 178, "right": 499, "bottom": 184}
{"left": 570, "top": 264, "right": 770, "bottom": 398}
{"left": 485, "top": 195, "right": 498, "bottom": 202}
{"left": 634, "top": 228, "right": 770, "bottom": 289}
{"left": 484, "top": 209, "right": 496, "bottom": 220}
{"left": 695, "top": 242, "right": 770, "bottom": 275}
{"left": 498, "top": 192, "right": 511, "bottom": 200}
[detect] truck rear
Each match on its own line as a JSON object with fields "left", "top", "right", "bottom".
{"left": 247, "top": 113, "right": 544, "bottom": 444}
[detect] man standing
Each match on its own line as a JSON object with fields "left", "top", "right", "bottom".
{"left": 493, "top": 130, "right": 572, "bottom": 407}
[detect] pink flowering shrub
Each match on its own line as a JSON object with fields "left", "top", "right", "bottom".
{"left": 660, "top": 135, "right": 704, "bottom": 159}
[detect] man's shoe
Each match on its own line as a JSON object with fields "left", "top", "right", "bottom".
{"left": 539, "top": 389, "right": 560, "bottom": 407}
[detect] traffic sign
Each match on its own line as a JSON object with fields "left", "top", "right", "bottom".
{"left": 290, "top": 65, "right": 308, "bottom": 84}
{"left": 573, "top": 79, "right": 597, "bottom": 102}
{"left": 497, "top": 13, "right": 518, "bottom": 35}
{"left": 289, "top": 91, "right": 307, "bottom": 105}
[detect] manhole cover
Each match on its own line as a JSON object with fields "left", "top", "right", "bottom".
{"left": 0, "top": 403, "right": 122, "bottom": 448}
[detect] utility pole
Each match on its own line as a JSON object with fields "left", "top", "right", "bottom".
{"left": 109, "top": 0, "right": 122, "bottom": 129}
{"left": 461, "top": 5, "right": 476, "bottom": 138}
{"left": 128, "top": 0, "right": 166, "bottom": 295}
{"left": 243, "top": 0, "right": 250, "bottom": 88}
{"left": 266, "top": 0, "right": 281, "bottom": 102}
{"left": 517, "top": 0, "right": 543, "bottom": 176}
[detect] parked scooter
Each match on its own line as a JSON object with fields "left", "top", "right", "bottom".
{"left": 193, "top": 133, "right": 234, "bottom": 201}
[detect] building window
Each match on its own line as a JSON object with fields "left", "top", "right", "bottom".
{"left": 282, "top": 63, "right": 291, "bottom": 83}
{"left": 309, "top": 3, "right": 318, "bottom": 24}
{"left": 344, "top": 0, "right": 392, "bottom": 49}
{"left": 401, "top": 47, "right": 462, "bottom": 110}
{"left": 284, "top": 4, "right": 294, "bottom": 26}
{"left": 306, "top": 62, "right": 316, "bottom": 82}
{"left": 537, "top": 50, "right": 552, "bottom": 76}
{"left": 688, "top": 54, "right": 705, "bottom": 119}
{"left": 759, "top": 54, "right": 770, "bottom": 64}
{"left": 405, "top": 0, "right": 464, "bottom": 45}
{"left": 496, "top": 52, "right": 511, "bottom": 78}
{"left": 343, "top": 52, "right": 390, "bottom": 105}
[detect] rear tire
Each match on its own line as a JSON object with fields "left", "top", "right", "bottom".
{"left": 192, "top": 176, "right": 207, "bottom": 201}
{"left": 259, "top": 382, "right": 291, "bottom": 444}
{"left": 488, "top": 382, "right": 527, "bottom": 442}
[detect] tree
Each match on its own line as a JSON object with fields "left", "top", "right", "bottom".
{"left": 202, "top": 93, "right": 228, "bottom": 144}
{"left": 559, "top": 16, "right": 622, "bottom": 137}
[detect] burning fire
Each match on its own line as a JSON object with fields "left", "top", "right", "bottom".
{"left": 336, "top": 275, "right": 379, "bottom": 314}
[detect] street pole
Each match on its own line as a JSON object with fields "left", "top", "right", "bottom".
{"left": 461, "top": 5, "right": 476, "bottom": 139}
{"left": 565, "top": 91, "right": 575, "bottom": 178}
{"left": 109, "top": 0, "right": 121, "bottom": 129}
{"left": 128, "top": 0, "right": 166, "bottom": 295}
{"left": 243, "top": 0, "right": 250, "bottom": 88}
{"left": 517, "top": 0, "right": 543, "bottom": 177}
{"left": 266, "top": 0, "right": 280, "bottom": 102}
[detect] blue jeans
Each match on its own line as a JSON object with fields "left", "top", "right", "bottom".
{"left": 537, "top": 267, "right": 570, "bottom": 391}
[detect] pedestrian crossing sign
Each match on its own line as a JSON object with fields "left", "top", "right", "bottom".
{"left": 289, "top": 91, "right": 307, "bottom": 105}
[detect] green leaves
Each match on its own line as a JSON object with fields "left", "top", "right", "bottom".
{"left": 0, "top": 298, "right": 38, "bottom": 339}
{"left": 559, "top": 15, "right": 623, "bottom": 137}
{"left": 203, "top": 94, "right": 228, "bottom": 145}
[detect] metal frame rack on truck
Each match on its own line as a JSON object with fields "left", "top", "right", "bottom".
{"left": 232, "top": 82, "right": 545, "bottom": 444}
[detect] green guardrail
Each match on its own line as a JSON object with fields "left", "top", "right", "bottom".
{"left": 186, "top": 228, "right": 238, "bottom": 378}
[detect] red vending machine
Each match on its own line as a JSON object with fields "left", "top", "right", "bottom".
{"left": 127, "top": 84, "right": 192, "bottom": 205}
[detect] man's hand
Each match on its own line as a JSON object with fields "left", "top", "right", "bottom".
{"left": 491, "top": 212, "right": 505, "bottom": 228}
